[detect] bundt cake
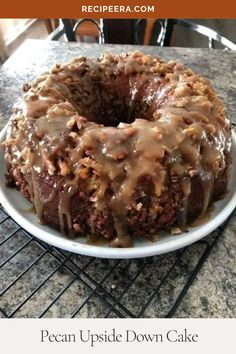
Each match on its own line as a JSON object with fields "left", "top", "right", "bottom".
{"left": 2, "top": 51, "right": 232, "bottom": 247}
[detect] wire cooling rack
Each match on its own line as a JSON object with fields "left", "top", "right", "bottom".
{"left": 0, "top": 204, "right": 234, "bottom": 318}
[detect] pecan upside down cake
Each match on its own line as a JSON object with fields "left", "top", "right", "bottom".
{"left": 3, "top": 52, "right": 232, "bottom": 247}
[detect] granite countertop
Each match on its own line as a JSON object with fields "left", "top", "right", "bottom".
{"left": 0, "top": 39, "right": 235, "bottom": 318}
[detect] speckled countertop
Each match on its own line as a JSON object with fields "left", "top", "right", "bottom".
{"left": 0, "top": 40, "right": 235, "bottom": 318}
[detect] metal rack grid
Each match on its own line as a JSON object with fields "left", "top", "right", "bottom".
{"left": 0, "top": 204, "right": 234, "bottom": 318}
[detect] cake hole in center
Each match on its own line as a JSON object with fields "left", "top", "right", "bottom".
{"left": 86, "top": 103, "right": 150, "bottom": 127}
{"left": 74, "top": 80, "right": 152, "bottom": 127}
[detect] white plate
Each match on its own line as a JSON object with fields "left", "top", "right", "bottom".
{"left": 0, "top": 124, "right": 235, "bottom": 259}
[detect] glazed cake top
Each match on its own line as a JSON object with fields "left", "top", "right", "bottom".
{"left": 3, "top": 52, "right": 231, "bottom": 246}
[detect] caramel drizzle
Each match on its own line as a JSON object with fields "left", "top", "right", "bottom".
{"left": 4, "top": 52, "right": 232, "bottom": 247}
{"left": 58, "top": 183, "right": 78, "bottom": 235}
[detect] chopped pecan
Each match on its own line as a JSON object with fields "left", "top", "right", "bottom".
{"left": 205, "top": 124, "right": 216, "bottom": 135}
{"left": 171, "top": 227, "right": 182, "bottom": 235}
{"left": 73, "top": 223, "right": 81, "bottom": 232}
{"left": 59, "top": 161, "right": 70, "bottom": 176}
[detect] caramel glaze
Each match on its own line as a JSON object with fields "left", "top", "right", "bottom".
{"left": 3, "top": 52, "right": 232, "bottom": 247}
